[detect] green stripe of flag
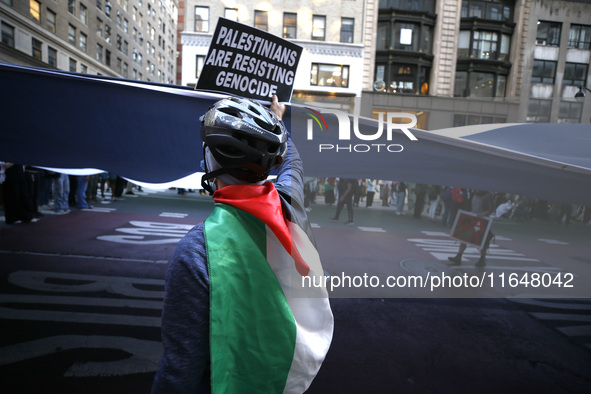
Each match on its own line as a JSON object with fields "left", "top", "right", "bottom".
{"left": 205, "top": 203, "right": 297, "bottom": 393}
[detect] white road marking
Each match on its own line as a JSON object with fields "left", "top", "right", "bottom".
{"left": 159, "top": 212, "right": 188, "bottom": 218}
{"left": 359, "top": 227, "right": 386, "bottom": 232}
{"left": 83, "top": 207, "right": 116, "bottom": 212}
{"left": 420, "top": 231, "right": 449, "bottom": 236}
{"left": 538, "top": 239, "right": 569, "bottom": 245}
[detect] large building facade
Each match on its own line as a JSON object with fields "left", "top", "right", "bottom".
{"left": 177, "top": 0, "right": 590, "bottom": 129}
{"left": 0, "top": 0, "right": 178, "bottom": 83}
{"left": 361, "top": 0, "right": 591, "bottom": 129}
{"left": 2, "top": 1, "right": 589, "bottom": 128}
{"left": 178, "top": 0, "right": 367, "bottom": 111}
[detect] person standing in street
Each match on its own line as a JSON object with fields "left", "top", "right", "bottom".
{"left": 153, "top": 96, "right": 333, "bottom": 393}
{"left": 330, "top": 177, "right": 357, "bottom": 225}
{"left": 448, "top": 190, "right": 495, "bottom": 267}
{"left": 366, "top": 178, "right": 376, "bottom": 207}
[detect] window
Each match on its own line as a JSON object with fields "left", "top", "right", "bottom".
{"left": 454, "top": 71, "right": 467, "bottom": 97}
{"left": 80, "top": 4, "right": 88, "bottom": 25}
{"left": 97, "top": 43, "right": 103, "bottom": 62}
{"left": 283, "top": 13, "right": 297, "bottom": 39}
{"left": 526, "top": 99, "right": 552, "bottom": 123}
{"left": 105, "top": 50, "right": 111, "bottom": 66}
{"left": 48, "top": 47, "right": 57, "bottom": 67}
{"left": 123, "top": 62, "right": 128, "bottom": 78}
{"left": 195, "top": 55, "right": 205, "bottom": 78}
{"left": 80, "top": 32, "right": 87, "bottom": 52}
{"left": 379, "top": 63, "right": 415, "bottom": 93}
{"left": 559, "top": 101, "right": 582, "bottom": 123}
{"left": 254, "top": 10, "right": 268, "bottom": 31}
{"left": 536, "top": 21, "right": 561, "bottom": 46}
{"left": 469, "top": 72, "right": 494, "bottom": 98}
{"left": 225, "top": 8, "right": 238, "bottom": 21}
{"left": 454, "top": 71, "right": 505, "bottom": 97}
{"left": 458, "top": 30, "right": 511, "bottom": 61}
{"left": 461, "top": 0, "right": 512, "bottom": 22}
{"left": 311, "top": 63, "right": 350, "bottom": 88}
{"left": 563, "top": 63, "right": 588, "bottom": 87}
{"left": 105, "top": 25, "right": 111, "bottom": 42}
{"left": 68, "top": 24, "right": 76, "bottom": 45}
{"left": 68, "top": 0, "right": 76, "bottom": 16}
{"left": 341, "top": 18, "right": 354, "bottom": 43}
{"left": 377, "top": 21, "right": 433, "bottom": 53}
{"left": 123, "top": 40, "right": 128, "bottom": 55}
{"left": 97, "top": 18, "right": 103, "bottom": 36}
{"left": 195, "top": 6, "right": 209, "bottom": 32}
{"left": 1, "top": 22, "right": 15, "bottom": 48}
{"left": 105, "top": 2, "right": 111, "bottom": 17}
{"left": 32, "top": 38, "right": 42, "bottom": 60}
{"left": 568, "top": 24, "right": 591, "bottom": 49}
{"left": 312, "top": 15, "right": 326, "bottom": 41}
{"left": 453, "top": 114, "right": 506, "bottom": 127}
{"left": 97, "top": 0, "right": 102, "bottom": 10}
{"left": 124, "top": 18, "right": 128, "bottom": 33}
{"left": 532, "top": 60, "right": 557, "bottom": 84}
{"left": 69, "top": 58, "right": 77, "bottom": 72}
{"left": 47, "top": 9, "right": 57, "bottom": 33}
{"left": 397, "top": 23, "right": 416, "bottom": 49}
{"left": 377, "top": 22, "right": 389, "bottom": 50}
{"left": 379, "top": 0, "right": 435, "bottom": 13}
{"left": 391, "top": 64, "right": 416, "bottom": 93}
{"left": 116, "top": 12, "right": 121, "bottom": 28}
{"left": 375, "top": 62, "right": 430, "bottom": 94}
{"left": 80, "top": 64, "right": 87, "bottom": 73}
{"left": 30, "top": 0, "right": 41, "bottom": 22}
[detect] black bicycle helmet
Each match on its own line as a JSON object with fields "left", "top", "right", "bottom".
{"left": 200, "top": 97, "right": 288, "bottom": 188}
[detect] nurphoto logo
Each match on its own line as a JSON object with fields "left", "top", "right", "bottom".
{"left": 304, "top": 104, "right": 418, "bottom": 153}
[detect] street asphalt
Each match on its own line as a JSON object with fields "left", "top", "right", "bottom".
{"left": 1, "top": 188, "right": 590, "bottom": 393}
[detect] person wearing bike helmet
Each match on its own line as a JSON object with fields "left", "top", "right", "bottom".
{"left": 153, "top": 95, "right": 333, "bottom": 394}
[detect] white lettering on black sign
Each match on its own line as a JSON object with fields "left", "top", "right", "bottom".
{"left": 196, "top": 18, "right": 302, "bottom": 102}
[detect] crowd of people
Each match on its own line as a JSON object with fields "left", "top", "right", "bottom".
{"left": 0, "top": 162, "right": 139, "bottom": 224}
{"left": 302, "top": 177, "right": 590, "bottom": 227}
{"left": 2, "top": 164, "right": 587, "bottom": 228}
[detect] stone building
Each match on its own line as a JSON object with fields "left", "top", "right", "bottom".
{"left": 361, "top": 0, "right": 591, "bottom": 128}
{"left": 0, "top": 0, "right": 178, "bottom": 83}
{"left": 178, "top": 0, "right": 367, "bottom": 111}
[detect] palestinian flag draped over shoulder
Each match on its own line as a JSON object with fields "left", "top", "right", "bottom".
{"left": 204, "top": 182, "right": 333, "bottom": 393}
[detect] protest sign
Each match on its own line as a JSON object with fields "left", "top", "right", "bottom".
{"left": 450, "top": 210, "right": 493, "bottom": 249}
{"left": 196, "top": 18, "right": 302, "bottom": 102}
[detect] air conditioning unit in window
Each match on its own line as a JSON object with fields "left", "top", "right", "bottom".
{"left": 535, "top": 39, "right": 547, "bottom": 45}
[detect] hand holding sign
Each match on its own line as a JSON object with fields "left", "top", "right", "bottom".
{"left": 196, "top": 18, "right": 302, "bottom": 102}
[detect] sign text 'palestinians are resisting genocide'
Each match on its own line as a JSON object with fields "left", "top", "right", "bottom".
{"left": 196, "top": 18, "right": 302, "bottom": 102}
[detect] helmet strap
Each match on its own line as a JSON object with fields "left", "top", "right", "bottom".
{"left": 201, "top": 168, "right": 228, "bottom": 195}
